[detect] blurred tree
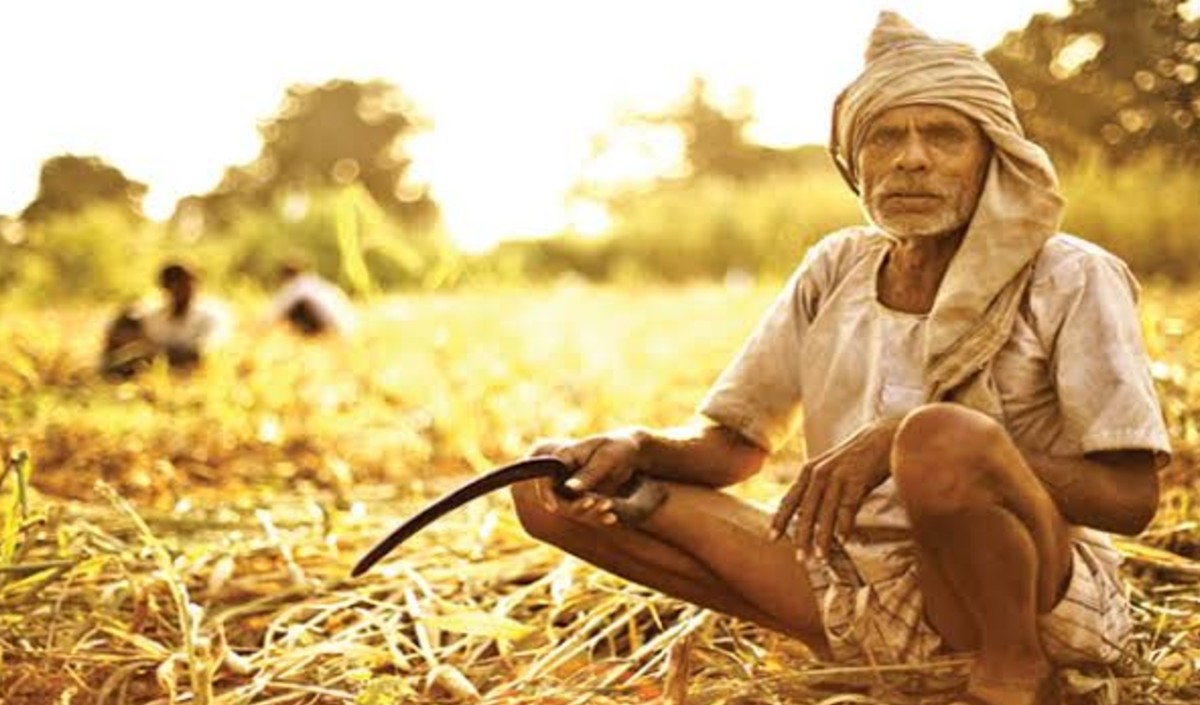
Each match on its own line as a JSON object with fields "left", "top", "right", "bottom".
{"left": 649, "top": 77, "right": 826, "bottom": 181}
{"left": 574, "top": 77, "right": 831, "bottom": 206}
{"left": 557, "top": 78, "right": 856, "bottom": 283}
{"left": 178, "top": 79, "right": 439, "bottom": 232}
{"left": 987, "top": 0, "right": 1200, "bottom": 165}
{"left": 19, "top": 155, "right": 147, "bottom": 224}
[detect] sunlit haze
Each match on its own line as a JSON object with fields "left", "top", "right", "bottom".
{"left": 0, "top": 0, "right": 1069, "bottom": 251}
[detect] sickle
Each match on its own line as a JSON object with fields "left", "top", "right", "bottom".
{"left": 351, "top": 456, "right": 581, "bottom": 577}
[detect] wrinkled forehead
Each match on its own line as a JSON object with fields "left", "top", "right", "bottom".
{"left": 863, "top": 103, "right": 983, "bottom": 136}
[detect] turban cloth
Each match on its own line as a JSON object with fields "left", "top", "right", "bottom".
{"left": 830, "top": 11, "right": 1065, "bottom": 418}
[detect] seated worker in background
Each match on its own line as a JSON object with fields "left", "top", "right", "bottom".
{"left": 99, "top": 305, "right": 156, "bottom": 379}
{"left": 140, "top": 262, "right": 232, "bottom": 370}
{"left": 263, "top": 260, "right": 356, "bottom": 337}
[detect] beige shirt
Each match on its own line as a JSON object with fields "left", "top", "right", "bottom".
{"left": 700, "top": 227, "right": 1171, "bottom": 574}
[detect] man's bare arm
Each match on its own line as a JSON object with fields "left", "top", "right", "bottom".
{"left": 1023, "top": 449, "right": 1159, "bottom": 536}
{"left": 631, "top": 422, "right": 769, "bottom": 488}
{"left": 533, "top": 421, "right": 767, "bottom": 499}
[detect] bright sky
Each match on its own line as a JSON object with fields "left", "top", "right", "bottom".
{"left": 0, "top": 0, "right": 1069, "bottom": 251}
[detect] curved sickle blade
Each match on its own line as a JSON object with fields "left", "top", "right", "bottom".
{"left": 351, "top": 456, "right": 577, "bottom": 577}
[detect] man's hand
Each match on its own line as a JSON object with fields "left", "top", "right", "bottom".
{"left": 769, "top": 417, "right": 901, "bottom": 559}
{"left": 527, "top": 429, "right": 644, "bottom": 527}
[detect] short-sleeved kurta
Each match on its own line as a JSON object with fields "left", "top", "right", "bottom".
{"left": 699, "top": 226, "right": 1171, "bottom": 664}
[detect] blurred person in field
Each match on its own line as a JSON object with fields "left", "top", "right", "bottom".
{"left": 263, "top": 259, "right": 356, "bottom": 338}
{"left": 510, "top": 12, "right": 1169, "bottom": 705}
{"left": 140, "top": 261, "right": 233, "bottom": 370}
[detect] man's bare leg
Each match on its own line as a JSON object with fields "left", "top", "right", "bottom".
{"left": 892, "top": 404, "right": 1073, "bottom": 704}
{"left": 511, "top": 480, "right": 832, "bottom": 658}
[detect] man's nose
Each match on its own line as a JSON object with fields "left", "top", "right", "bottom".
{"left": 894, "top": 132, "right": 931, "bottom": 171}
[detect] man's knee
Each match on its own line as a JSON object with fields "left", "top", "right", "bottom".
{"left": 891, "top": 403, "right": 1010, "bottom": 514}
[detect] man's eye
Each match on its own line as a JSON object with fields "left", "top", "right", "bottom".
{"left": 926, "top": 127, "right": 967, "bottom": 145}
{"left": 866, "top": 129, "right": 901, "bottom": 148}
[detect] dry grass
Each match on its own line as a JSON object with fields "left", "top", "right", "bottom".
{"left": 2, "top": 283, "right": 1198, "bottom": 704}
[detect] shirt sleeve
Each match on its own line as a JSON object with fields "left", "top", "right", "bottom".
{"left": 697, "top": 238, "right": 835, "bottom": 452}
{"left": 1039, "top": 250, "right": 1172, "bottom": 466}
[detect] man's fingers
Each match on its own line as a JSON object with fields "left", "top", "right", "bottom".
{"left": 562, "top": 439, "right": 620, "bottom": 493}
{"left": 769, "top": 469, "right": 810, "bottom": 540}
{"left": 586, "top": 496, "right": 619, "bottom": 526}
{"left": 812, "top": 481, "right": 843, "bottom": 559}
{"left": 530, "top": 434, "right": 637, "bottom": 510}
{"left": 559, "top": 493, "right": 619, "bottom": 526}
{"left": 835, "top": 486, "right": 861, "bottom": 542}
{"left": 563, "top": 464, "right": 605, "bottom": 493}
{"left": 791, "top": 464, "right": 829, "bottom": 555}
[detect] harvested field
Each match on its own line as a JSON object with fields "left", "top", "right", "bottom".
{"left": 3, "top": 284, "right": 1198, "bottom": 704}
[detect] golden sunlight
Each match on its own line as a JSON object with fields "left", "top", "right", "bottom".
{"left": 0, "top": 0, "right": 1068, "bottom": 250}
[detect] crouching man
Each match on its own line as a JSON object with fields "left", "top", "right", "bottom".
{"left": 511, "top": 12, "right": 1170, "bottom": 705}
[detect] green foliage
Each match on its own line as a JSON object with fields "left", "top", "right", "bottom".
{"left": 2, "top": 187, "right": 462, "bottom": 301}
{"left": 602, "top": 172, "right": 861, "bottom": 282}
{"left": 470, "top": 170, "right": 858, "bottom": 284}
{"left": 3, "top": 204, "right": 158, "bottom": 302}
{"left": 481, "top": 151, "right": 1200, "bottom": 285}
{"left": 20, "top": 155, "right": 147, "bottom": 224}
{"left": 215, "top": 186, "right": 460, "bottom": 293}
{"left": 335, "top": 188, "right": 378, "bottom": 297}
{"left": 988, "top": 0, "right": 1200, "bottom": 166}
{"left": 1060, "top": 150, "right": 1200, "bottom": 281}
{"left": 4, "top": 155, "right": 1200, "bottom": 302}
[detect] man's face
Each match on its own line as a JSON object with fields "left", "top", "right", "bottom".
{"left": 858, "top": 104, "right": 992, "bottom": 240}
{"left": 165, "top": 276, "right": 194, "bottom": 310}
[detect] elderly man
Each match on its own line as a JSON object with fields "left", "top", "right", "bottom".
{"left": 510, "top": 12, "right": 1170, "bottom": 705}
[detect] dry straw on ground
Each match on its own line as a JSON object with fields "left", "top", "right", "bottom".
{"left": 2, "top": 286, "right": 1199, "bottom": 704}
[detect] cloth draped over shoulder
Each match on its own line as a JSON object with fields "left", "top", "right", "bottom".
{"left": 830, "top": 11, "right": 1065, "bottom": 418}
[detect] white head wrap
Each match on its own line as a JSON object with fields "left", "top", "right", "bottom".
{"left": 831, "top": 11, "right": 1065, "bottom": 416}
